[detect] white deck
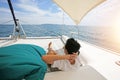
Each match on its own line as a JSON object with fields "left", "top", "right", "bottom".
{"left": 79, "top": 40, "right": 120, "bottom": 80}
{"left": 44, "top": 65, "right": 107, "bottom": 80}
{"left": 0, "top": 36, "right": 120, "bottom": 80}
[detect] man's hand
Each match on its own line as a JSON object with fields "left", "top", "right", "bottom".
{"left": 69, "top": 52, "right": 78, "bottom": 60}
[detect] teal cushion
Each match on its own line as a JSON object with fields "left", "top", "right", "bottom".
{"left": 0, "top": 44, "right": 47, "bottom": 80}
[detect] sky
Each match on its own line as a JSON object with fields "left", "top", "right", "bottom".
{"left": 0, "top": 0, "right": 120, "bottom": 27}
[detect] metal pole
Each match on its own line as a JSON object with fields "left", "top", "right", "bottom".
{"left": 7, "top": 0, "right": 17, "bottom": 26}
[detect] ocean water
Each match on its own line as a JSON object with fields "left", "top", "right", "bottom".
{"left": 0, "top": 24, "right": 120, "bottom": 54}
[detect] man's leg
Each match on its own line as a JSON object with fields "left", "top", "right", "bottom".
{"left": 47, "top": 42, "right": 57, "bottom": 55}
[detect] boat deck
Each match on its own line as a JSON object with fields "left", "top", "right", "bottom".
{"left": 0, "top": 37, "right": 64, "bottom": 50}
{"left": 0, "top": 36, "right": 120, "bottom": 80}
{"left": 79, "top": 40, "right": 120, "bottom": 80}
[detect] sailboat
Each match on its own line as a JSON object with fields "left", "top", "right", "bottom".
{"left": 0, "top": 0, "right": 120, "bottom": 80}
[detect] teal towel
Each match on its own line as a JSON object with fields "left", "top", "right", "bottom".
{"left": 0, "top": 44, "right": 47, "bottom": 80}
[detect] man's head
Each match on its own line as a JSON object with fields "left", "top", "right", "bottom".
{"left": 64, "top": 38, "right": 81, "bottom": 55}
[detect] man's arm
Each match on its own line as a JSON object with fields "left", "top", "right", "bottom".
{"left": 42, "top": 55, "right": 70, "bottom": 64}
{"left": 42, "top": 53, "right": 78, "bottom": 64}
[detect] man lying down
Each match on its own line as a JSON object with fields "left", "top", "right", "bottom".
{"left": 44, "top": 38, "right": 82, "bottom": 72}
{"left": 0, "top": 38, "right": 82, "bottom": 80}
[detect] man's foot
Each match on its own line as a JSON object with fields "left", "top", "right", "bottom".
{"left": 48, "top": 42, "right": 52, "bottom": 50}
{"left": 115, "top": 61, "right": 120, "bottom": 66}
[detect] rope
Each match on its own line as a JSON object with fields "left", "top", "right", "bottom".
{"left": 0, "top": 20, "right": 13, "bottom": 24}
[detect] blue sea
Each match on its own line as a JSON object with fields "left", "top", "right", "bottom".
{"left": 0, "top": 24, "right": 120, "bottom": 54}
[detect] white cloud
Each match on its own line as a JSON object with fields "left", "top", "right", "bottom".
{"left": 0, "top": 0, "right": 7, "bottom": 3}
{"left": 1, "top": 0, "right": 120, "bottom": 26}
{"left": 0, "top": 8, "right": 10, "bottom": 13}
{"left": 13, "top": 0, "right": 73, "bottom": 24}
{"left": 16, "top": 3, "right": 47, "bottom": 16}
{"left": 0, "top": 8, "right": 13, "bottom": 24}
{"left": 0, "top": 0, "right": 75, "bottom": 25}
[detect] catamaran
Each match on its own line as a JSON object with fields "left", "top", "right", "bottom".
{"left": 0, "top": 0, "right": 120, "bottom": 80}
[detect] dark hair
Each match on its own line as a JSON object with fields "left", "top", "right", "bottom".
{"left": 65, "top": 38, "right": 81, "bottom": 55}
